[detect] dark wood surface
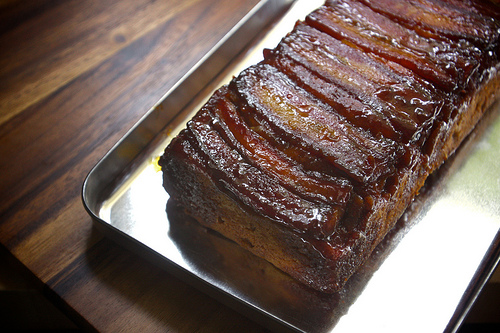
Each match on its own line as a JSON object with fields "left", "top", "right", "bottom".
{"left": 0, "top": 0, "right": 271, "bottom": 331}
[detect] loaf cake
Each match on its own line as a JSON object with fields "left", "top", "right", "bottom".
{"left": 159, "top": 0, "right": 500, "bottom": 293}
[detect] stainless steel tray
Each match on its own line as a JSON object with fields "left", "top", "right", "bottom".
{"left": 82, "top": 1, "right": 500, "bottom": 332}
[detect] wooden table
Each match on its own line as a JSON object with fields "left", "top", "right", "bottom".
{"left": 0, "top": 0, "right": 272, "bottom": 331}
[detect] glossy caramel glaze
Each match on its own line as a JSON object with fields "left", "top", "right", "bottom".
{"left": 160, "top": 0, "right": 500, "bottom": 292}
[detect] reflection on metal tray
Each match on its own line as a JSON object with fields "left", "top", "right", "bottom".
{"left": 82, "top": 0, "right": 500, "bottom": 332}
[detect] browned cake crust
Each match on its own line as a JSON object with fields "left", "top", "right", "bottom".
{"left": 159, "top": 0, "right": 500, "bottom": 293}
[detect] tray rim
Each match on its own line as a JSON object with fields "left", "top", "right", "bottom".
{"left": 81, "top": 1, "right": 310, "bottom": 331}
{"left": 81, "top": 1, "right": 500, "bottom": 332}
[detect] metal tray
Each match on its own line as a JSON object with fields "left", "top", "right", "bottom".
{"left": 82, "top": 1, "right": 500, "bottom": 332}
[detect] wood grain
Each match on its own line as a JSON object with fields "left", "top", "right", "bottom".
{"left": 0, "top": 0, "right": 271, "bottom": 331}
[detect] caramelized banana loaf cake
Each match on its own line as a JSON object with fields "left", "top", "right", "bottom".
{"left": 159, "top": 0, "right": 500, "bottom": 293}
